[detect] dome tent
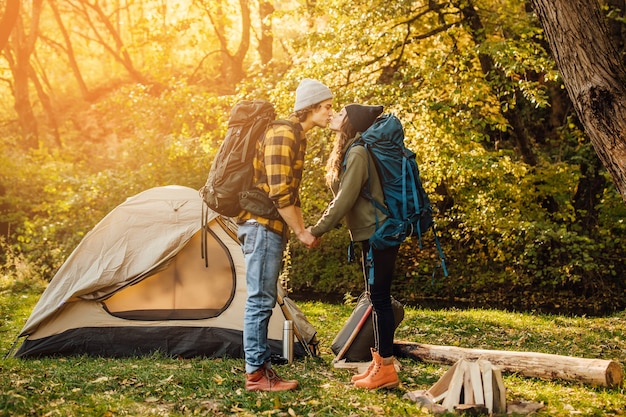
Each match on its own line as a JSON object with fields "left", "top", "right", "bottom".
{"left": 11, "top": 185, "right": 317, "bottom": 359}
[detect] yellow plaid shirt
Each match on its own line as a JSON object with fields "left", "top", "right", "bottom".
{"left": 238, "top": 117, "right": 305, "bottom": 237}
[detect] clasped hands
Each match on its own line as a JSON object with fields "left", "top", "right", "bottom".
{"left": 297, "top": 227, "right": 321, "bottom": 249}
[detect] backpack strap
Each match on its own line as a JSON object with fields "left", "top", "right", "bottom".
{"left": 342, "top": 142, "right": 389, "bottom": 221}
{"left": 405, "top": 157, "right": 423, "bottom": 246}
{"left": 342, "top": 142, "right": 383, "bottom": 286}
{"left": 366, "top": 244, "right": 375, "bottom": 285}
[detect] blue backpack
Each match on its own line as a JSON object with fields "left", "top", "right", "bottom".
{"left": 347, "top": 113, "right": 448, "bottom": 282}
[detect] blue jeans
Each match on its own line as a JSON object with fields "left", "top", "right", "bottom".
{"left": 238, "top": 221, "right": 286, "bottom": 374}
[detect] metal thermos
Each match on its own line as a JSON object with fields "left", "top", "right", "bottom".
{"left": 283, "top": 320, "right": 294, "bottom": 363}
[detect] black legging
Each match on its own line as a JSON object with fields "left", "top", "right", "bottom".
{"left": 361, "top": 241, "right": 400, "bottom": 358}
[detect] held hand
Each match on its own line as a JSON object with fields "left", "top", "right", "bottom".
{"left": 297, "top": 229, "right": 319, "bottom": 249}
{"left": 305, "top": 227, "right": 322, "bottom": 249}
{"left": 310, "top": 236, "right": 321, "bottom": 249}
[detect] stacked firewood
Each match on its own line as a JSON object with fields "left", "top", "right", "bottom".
{"left": 405, "top": 359, "right": 506, "bottom": 415}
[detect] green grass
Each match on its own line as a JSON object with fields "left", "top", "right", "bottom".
{"left": 1, "top": 286, "right": 625, "bottom": 416}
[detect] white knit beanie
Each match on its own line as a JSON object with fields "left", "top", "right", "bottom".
{"left": 294, "top": 79, "right": 333, "bottom": 111}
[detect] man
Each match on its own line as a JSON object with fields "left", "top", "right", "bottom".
{"left": 237, "top": 79, "right": 333, "bottom": 391}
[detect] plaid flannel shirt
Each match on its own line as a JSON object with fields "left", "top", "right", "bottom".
{"left": 238, "top": 116, "right": 305, "bottom": 237}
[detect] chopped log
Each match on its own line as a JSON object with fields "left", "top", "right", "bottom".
{"left": 394, "top": 341, "right": 622, "bottom": 387}
{"left": 479, "top": 359, "right": 506, "bottom": 414}
{"left": 441, "top": 360, "right": 466, "bottom": 410}
{"left": 468, "top": 360, "right": 483, "bottom": 405}
{"left": 481, "top": 362, "right": 494, "bottom": 413}
{"left": 463, "top": 362, "right": 474, "bottom": 404}
{"left": 493, "top": 366, "right": 506, "bottom": 413}
{"left": 426, "top": 360, "right": 457, "bottom": 402}
{"left": 406, "top": 359, "right": 509, "bottom": 412}
{"left": 433, "top": 359, "right": 506, "bottom": 413}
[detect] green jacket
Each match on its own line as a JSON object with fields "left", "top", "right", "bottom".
{"left": 310, "top": 135, "right": 387, "bottom": 242}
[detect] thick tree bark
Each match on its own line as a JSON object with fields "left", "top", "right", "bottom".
{"left": 530, "top": 0, "right": 626, "bottom": 203}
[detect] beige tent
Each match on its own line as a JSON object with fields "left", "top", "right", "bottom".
{"left": 13, "top": 185, "right": 317, "bottom": 359}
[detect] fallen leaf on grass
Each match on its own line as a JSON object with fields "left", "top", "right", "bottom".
{"left": 159, "top": 375, "right": 174, "bottom": 384}
{"left": 366, "top": 405, "right": 385, "bottom": 414}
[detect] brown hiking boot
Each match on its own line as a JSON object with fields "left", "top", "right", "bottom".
{"left": 245, "top": 365, "right": 299, "bottom": 392}
{"left": 354, "top": 350, "right": 399, "bottom": 390}
{"left": 351, "top": 348, "right": 378, "bottom": 383}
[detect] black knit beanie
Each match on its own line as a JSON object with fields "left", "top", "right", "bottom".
{"left": 345, "top": 104, "right": 384, "bottom": 132}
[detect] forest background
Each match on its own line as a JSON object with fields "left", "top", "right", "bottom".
{"left": 1, "top": 0, "right": 625, "bottom": 316}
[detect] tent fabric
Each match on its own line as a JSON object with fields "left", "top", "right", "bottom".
{"left": 14, "top": 185, "right": 317, "bottom": 359}
{"left": 331, "top": 292, "right": 404, "bottom": 362}
{"left": 15, "top": 326, "right": 263, "bottom": 359}
{"left": 19, "top": 185, "right": 205, "bottom": 337}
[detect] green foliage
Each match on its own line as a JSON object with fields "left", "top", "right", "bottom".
{"left": 0, "top": 0, "right": 625, "bottom": 312}
{"left": 0, "top": 81, "right": 235, "bottom": 274}
{"left": 0, "top": 238, "right": 47, "bottom": 297}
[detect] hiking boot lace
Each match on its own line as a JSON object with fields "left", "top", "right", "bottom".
{"left": 265, "top": 367, "right": 282, "bottom": 383}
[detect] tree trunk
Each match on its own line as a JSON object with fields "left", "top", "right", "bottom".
{"left": 573, "top": 156, "right": 606, "bottom": 230}
{"left": 231, "top": 0, "right": 251, "bottom": 84}
{"left": 530, "top": 0, "right": 626, "bottom": 204}
{"left": 394, "top": 340, "right": 623, "bottom": 387}
{"left": 201, "top": 0, "right": 251, "bottom": 93}
{"left": 7, "top": 0, "right": 44, "bottom": 149}
{"left": 258, "top": 0, "right": 274, "bottom": 67}
{"left": 9, "top": 52, "right": 38, "bottom": 149}
{"left": 0, "top": 0, "right": 20, "bottom": 51}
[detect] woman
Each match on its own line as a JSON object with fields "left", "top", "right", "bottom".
{"left": 309, "top": 104, "right": 400, "bottom": 390}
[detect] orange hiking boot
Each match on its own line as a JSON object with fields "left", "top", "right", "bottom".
{"left": 351, "top": 348, "right": 379, "bottom": 383}
{"left": 353, "top": 350, "right": 399, "bottom": 390}
{"left": 245, "top": 365, "right": 299, "bottom": 392}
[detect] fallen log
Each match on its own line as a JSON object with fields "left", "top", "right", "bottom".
{"left": 394, "top": 341, "right": 622, "bottom": 387}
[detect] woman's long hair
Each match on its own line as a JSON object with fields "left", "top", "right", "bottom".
{"left": 325, "top": 114, "right": 357, "bottom": 187}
